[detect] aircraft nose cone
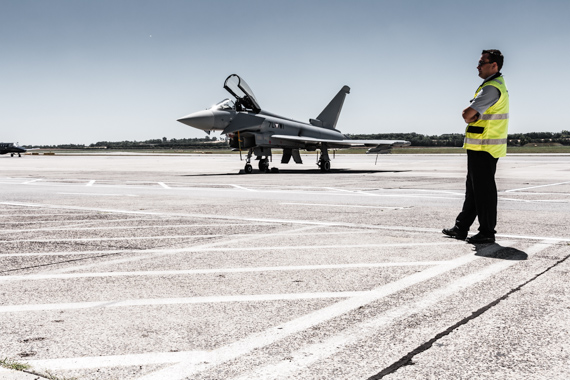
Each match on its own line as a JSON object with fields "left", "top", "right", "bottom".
{"left": 177, "top": 110, "right": 215, "bottom": 130}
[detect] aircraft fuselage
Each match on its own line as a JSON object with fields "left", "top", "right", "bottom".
{"left": 0, "top": 143, "right": 26, "bottom": 157}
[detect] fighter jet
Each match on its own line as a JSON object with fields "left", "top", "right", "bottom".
{"left": 177, "top": 74, "right": 410, "bottom": 173}
{"left": 0, "top": 143, "right": 27, "bottom": 157}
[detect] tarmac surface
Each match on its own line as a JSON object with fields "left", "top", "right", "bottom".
{"left": 0, "top": 152, "right": 569, "bottom": 380}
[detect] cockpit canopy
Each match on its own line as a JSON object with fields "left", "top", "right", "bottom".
{"left": 210, "top": 98, "right": 235, "bottom": 111}
{"left": 223, "top": 74, "right": 261, "bottom": 113}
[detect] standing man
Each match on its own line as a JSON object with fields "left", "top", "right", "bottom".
{"left": 443, "top": 49, "right": 509, "bottom": 244}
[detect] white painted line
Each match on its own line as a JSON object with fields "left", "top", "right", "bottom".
{"left": 2, "top": 225, "right": 325, "bottom": 280}
{"left": 0, "top": 242, "right": 465, "bottom": 258}
{"left": 281, "top": 202, "right": 406, "bottom": 210}
{"left": 322, "top": 187, "right": 357, "bottom": 193}
{"left": 230, "top": 184, "right": 257, "bottom": 191}
{"left": 496, "top": 233, "right": 570, "bottom": 242}
{"left": 505, "top": 180, "right": 570, "bottom": 192}
{"left": 501, "top": 191, "right": 570, "bottom": 196}
{"left": 0, "top": 201, "right": 449, "bottom": 232}
{"left": 2, "top": 222, "right": 272, "bottom": 234}
{"left": 136, "top": 251, "right": 485, "bottom": 380}
{"left": 58, "top": 192, "right": 138, "bottom": 197}
{"left": 498, "top": 196, "right": 570, "bottom": 204}
{"left": 1, "top": 261, "right": 445, "bottom": 281}
{"left": 157, "top": 182, "right": 170, "bottom": 189}
{"left": 0, "top": 250, "right": 127, "bottom": 257}
{"left": 10, "top": 241, "right": 554, "bottom": 374}
{"left": 23, "top": 351, "right": 211, "bottom": 371}
{"left": 86, "top": 180, "right": 96, "bottom": 186}
{"left": 351, "top": 191, "right": 463, "bottom": 200}
{"left": 0, "top": 291, "right": 370, "bottom": 313}
{"left": 0, "top": 213, "right": 94, "bottom": 217}
{"left": 22, "top": 178, "right": 42, "bottom": 184}
{"left": 2, "top": 202, "right": 569, "bottom": 242}
{"left": 413, "top": 189, "right": 465, "bottom": 196}
{"left": 0, "top": 234, "right": 226, "bottom": 243}
{"left": 229, "top": 240, "right": 556, "bottom": 380}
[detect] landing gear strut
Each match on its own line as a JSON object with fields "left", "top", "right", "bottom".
{"left": 244, "top": 148, "right": 253, "bottom": 174}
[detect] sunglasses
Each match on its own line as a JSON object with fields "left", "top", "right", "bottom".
{"left": 477, "top": 61, "right": 494, "bottom": 67}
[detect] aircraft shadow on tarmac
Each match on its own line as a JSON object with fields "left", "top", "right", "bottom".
{"left": 182, "top": 169, "right": 412, "bottom": 177}
{"left": 474, "top": 243, "right": 528, "bottom": 261}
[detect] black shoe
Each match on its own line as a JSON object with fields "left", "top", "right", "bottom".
{"left": 442, "top": 227, "right": 467, "bottom": 240}
{"left": 466, "top": 233, "right": 495, "bottom": 244}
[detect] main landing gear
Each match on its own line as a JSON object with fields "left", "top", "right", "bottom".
{"left": 317, "top": 148, "right": 331, "bottom": 172}
{"left": 258, "top": 158, "right": 270, "bottom": 172}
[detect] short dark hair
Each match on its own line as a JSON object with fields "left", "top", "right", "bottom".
{"left": 482, "top": 49, "right": 504, "bottom": 71}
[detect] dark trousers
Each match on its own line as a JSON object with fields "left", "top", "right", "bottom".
{"left": 455, "top": 150, "right": 499, "bottom": 236}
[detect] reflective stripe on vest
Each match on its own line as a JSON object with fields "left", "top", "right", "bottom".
{"left": 480, "top": 113, "right": 509, "bottom": 120}
{"left": 463, "top": 75, "right": 509, "bottom": 158}
{"left": 464, "top": 138, "right": 508, "bottom": 145}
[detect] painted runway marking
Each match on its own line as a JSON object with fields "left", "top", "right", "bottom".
{"left": 135, "top": 251, "right": 487, "bottom": 380}
{"left": 7, "top": 241, "right": 556, "bottom": 376}
{"left": 13, "top": 351, "right": 211, "bottom": 371}
{"left": 2, "top": 222, "right": 275, "bottom": 234}
{"left": 229, "top": 240, "right": 557, "bottom": 380}
{"left": 498, "top": 196, "right": 570, "bottom": 203}
{"left": 22, "top": 178, "right": 42, "bottom": 184}
{"left": 157, "top": 182, "right": 170, "bottom": 189}
{"left": 505, "top": 180, "right": 570, "bottom": 193}
{"left": 0, "top": 242, "right": 465, "bottom": 258}
{"left": 1, "top": 261, "right": 445, "bottom": 281}
{"left": 58, "top": 192, "right": 138, "bottom": 197}
{"left": 7, "top": 225, "right": 326, "bottom": 278}
{"left": 2, "top": 201, "right": 569, "bottom": 242}
{"left": 0, "top": 234, "right": 228, "bottom": 243}
{"left": 281, "top": 202, "right": 406, "bottom": 210}
{"left": 86, "top": 180, "right": 96, "bottom": 186}
{"left": 0, "top": 201, "right": 452, "bottom": 232}
{"left": 322, "top": 187, "right": 359, "bottom": 193}
{"left": 0, "top": 291, "right": 371, "bottom": 313}
{"left": 230, "top": 184, "right": 257, "bottom": 191}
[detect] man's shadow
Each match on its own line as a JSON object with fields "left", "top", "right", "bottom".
{"left": 473, "top": 242, "right": 528, "bottom": 260}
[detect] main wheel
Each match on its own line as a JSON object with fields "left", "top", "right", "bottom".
{"left": 320, "top": 161, "right": 331, "bottom": 172}
{"left": 258, "top": 159, "right": 269, "bottom": 172}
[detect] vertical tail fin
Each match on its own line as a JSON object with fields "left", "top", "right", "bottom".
{"left": 310, "top": 85, "right": 350, "bottom": 130}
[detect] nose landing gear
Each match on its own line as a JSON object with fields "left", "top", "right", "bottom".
{"left": 242, "top": 148, "right": 273, "bottom": 174}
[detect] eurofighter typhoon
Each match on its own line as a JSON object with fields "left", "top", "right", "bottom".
{"left": 177, "top": 74, "right": 410, "bottom": 173}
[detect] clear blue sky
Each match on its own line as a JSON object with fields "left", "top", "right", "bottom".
{"left": 2, "top": 0, "right": 569, "bottom": 145}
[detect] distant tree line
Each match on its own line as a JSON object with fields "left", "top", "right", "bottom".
{"left": 346, "top": 130, "right": 570, "bottom": 147}
{"left": 34, "top": 136, "right": 229, "bottom": 150}
{"left": 31, "top": 131, "right": 570, "bottom": 149}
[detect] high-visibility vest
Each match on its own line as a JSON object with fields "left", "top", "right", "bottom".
{"left": 463, "top": 75, "right": 509, "bottom": 158}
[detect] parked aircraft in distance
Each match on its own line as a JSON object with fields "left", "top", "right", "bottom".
{"left": 177, "top": 74, "right": 410, "bottom": 173}
{"left": 0, "top": 143, "right": 27, "bottom": 157}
